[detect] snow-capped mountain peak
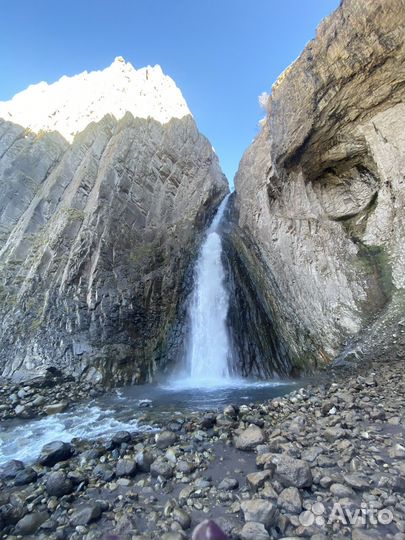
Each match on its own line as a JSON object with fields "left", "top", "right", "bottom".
{"left": 0, "top": 57, "right": 191, "bottom": 141}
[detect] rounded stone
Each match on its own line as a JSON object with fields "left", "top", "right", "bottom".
{"left": 45, "top": 471, "right": 74, "bottom": 497}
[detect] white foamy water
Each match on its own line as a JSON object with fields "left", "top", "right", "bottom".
{"left": 174, "top": 195, "right": 235, "bottom": 388}
{"left": 0, "top": 379, "right": 301, "bottom": 466}
{"left": 0, "top": 404, "right": 154, "bottom": 466}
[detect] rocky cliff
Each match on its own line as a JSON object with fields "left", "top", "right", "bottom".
{"left": 0, "top": 58, "right": 228, "bottom": 385}
{"left": 231, "top": 0, "right": 405, "bottom": 371}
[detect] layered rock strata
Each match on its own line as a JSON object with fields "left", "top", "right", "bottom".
{"left": 231, "top": 0, "right": 405, "bottom": 370}
{"left": 0, "top": 60, "right": 228, "bottom": 384}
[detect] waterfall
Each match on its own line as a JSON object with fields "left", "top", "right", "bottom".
{"left": 177, "top": 195, "right": 233, "bottom": 387}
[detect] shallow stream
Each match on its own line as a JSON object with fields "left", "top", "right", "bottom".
{"left": 0, "top": 378, "right": 299, "bottom": 466}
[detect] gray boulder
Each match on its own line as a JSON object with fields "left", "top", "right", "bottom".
{"left": 38, "top": 441, "right": 74, "bottom": 466}
{"left": 235, "top": 425, "right": 265, "bottom": 451}
{"left": 15, "top": 512, "right": 48, "bottom": 536}
{"left": 45, "top": 471, "right": 74, "bottom": 497}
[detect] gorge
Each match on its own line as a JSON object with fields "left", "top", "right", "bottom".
{"left": 0, "top": 0, "right": 404, "bottom": 538}
{"left": 1, "top": 3, "right": 403, "bottom": 390}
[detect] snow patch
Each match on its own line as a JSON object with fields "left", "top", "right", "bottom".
{"left": 0, "top": 56, "right": 191, "bottom": 141}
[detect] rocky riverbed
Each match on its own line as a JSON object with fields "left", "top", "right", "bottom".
{"left": 1, "top": 356, "right": 404, "bottom": 540}
{"left": 0, "top": 369, "right": 104, "bottom": 422}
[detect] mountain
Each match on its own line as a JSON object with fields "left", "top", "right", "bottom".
{"left": 228, "top": 0, "right": 405, "bottom": 370}
{"left": 0, "top": 56, "right": 190, "bottom": 141}
{"left": 0, "top": 58, "right": 228, "bottom": 384}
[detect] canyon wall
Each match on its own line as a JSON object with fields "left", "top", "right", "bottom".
{"left": 231, "top": 0, "right": 405, "bottom": 370}
{"left": 0, "top": 61, "right": 228, "bottom": 385}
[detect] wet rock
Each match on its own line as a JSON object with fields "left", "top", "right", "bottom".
{"left": 45, "top": 471, "right": 74, "bottom": 497}
{"left": 116, "top": 459, "right": 137, "bottom": 477}
{"left": 0, "top": 503, "right": 25, "bottom": 526}
{"left": 70, "top": 502, "right": 102, "bottom": 526}
{"left": 277, "top": 487, "right": 302, "bottom": 513}
{"left": 240, "top": 522, "right": 270, "bottom": 540}
{"left": 43, "top": 401, "right": 69, "bottom": 415}
{"left": 94, "top": 463, "right": 115, "bottom": 482}
{"left": 81, "top": 447, "right": 104, "bottom": 461}
{"left": 223, "top": 404, "right": 239, "bottom": 419}
{"left": 112, "top": 431, "right": 131, "bottom": 446}
{"left": 0, "top": 459, "right": 24, "bottom": 480}
{"left": 32, "top": 395, "right": 45, "bottom": 407}
{"left": 38, "top": 441, "right": 74, "bottom": 466}
{"left": 14, "top": 404, "right": 35, "bottom": 418}
{"left": 200, "top": 413, "right": 216, "bottom": 429}
{"left": 235, "top": 424, "right": 265, "bottom": 450}
{"left": 14, "top": 467, "right": 38, "bottom": 486}
{"left": 15, "top": 512, "right": 48, "bottom": 536}
{"left": 139, "top": 399, "right": 152, "bottom": 408}
{"left": 155, "top": 430, "right": 178, "bottom": 449}
{"left": 241, "top": 499, "right": 277, "bottom": 528}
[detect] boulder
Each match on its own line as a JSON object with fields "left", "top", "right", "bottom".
{"left": 112, "top": 431, "right": 131, "bottom": 446}
{"left": 14, "top": 467, "right": 38, "bottom": 486}
{"left": 239, "top": 522, "right": 270, "bottom": 540}
{"left": 235, "top": 425, "right": 265, "bottom": 451}
{"left": 38, "top": 441, "right": 74, "bottom": 466}
{"left": 218, "top": 477, "right": 239, "bottom": 490}
{"left": 116, "top": 459, "right": 137, "bottom": 477}
{"left": 172, "top": 507, "right": 191, "bottom": 530}
{"left": 70, "top": 503, "right": 102, "bottom": 526}
{"left": 45, "top": 471, "right": 74, "bottom": 497}
{"left": 150, "top": 459, "right": 174, "bottom": 479}
{"left": 246, "top": 470, "right": 272, "bottom": 491}
{"left": 43, "top": 401, "right": 69, "bottom": 415}
{"left": 0, "top": 459, "right": 24, "bottom": 480}
{"left": 241, "top": 499, "right": 277, "bottom": 528}
{"left": 93, "top": 463, "right": 115, "bottom": 482}
{"left": 258, "top": 453, "right": 313, "bottom": 488}
{"left": 135, "top": 449, "right": 154, "bottom": 472}
{"left": 15, "top": 512, "right": 48, "bottom": 536}
{"left": 155, "top": 431, "right": 178, "bottom": 449}
{"left": 277, "top": 487, "right": 302, "bottom": 513}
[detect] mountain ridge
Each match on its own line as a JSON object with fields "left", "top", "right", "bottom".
{"left": 0, "top": 56, "right": 191, "bottom": 143}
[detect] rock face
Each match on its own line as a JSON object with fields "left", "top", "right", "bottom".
{"left": 230, "top": 0, "right": 405, "bottom": 371}
{"left": 0, "top": 59, "right": 228, "bottom": 385}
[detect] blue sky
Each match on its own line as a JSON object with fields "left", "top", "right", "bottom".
{"left": 1, "top": 0, "right": 339, "bottom": 185}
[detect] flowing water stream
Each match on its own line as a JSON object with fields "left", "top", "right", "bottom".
{"left": 173, "top": 195, "right": 232, "bottom": 387}
{"left": 0, "top": 380, "right": 299, "bottom": 466}
{"left": 0, "top": 196, "right": 299, "bottom": 466}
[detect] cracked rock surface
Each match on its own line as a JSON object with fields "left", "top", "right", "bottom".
{"left": 230, "top": 0, "right": 405, "bottom": 371}
{"left": 0, "top": 113, "right": 227, "bottom": 384}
